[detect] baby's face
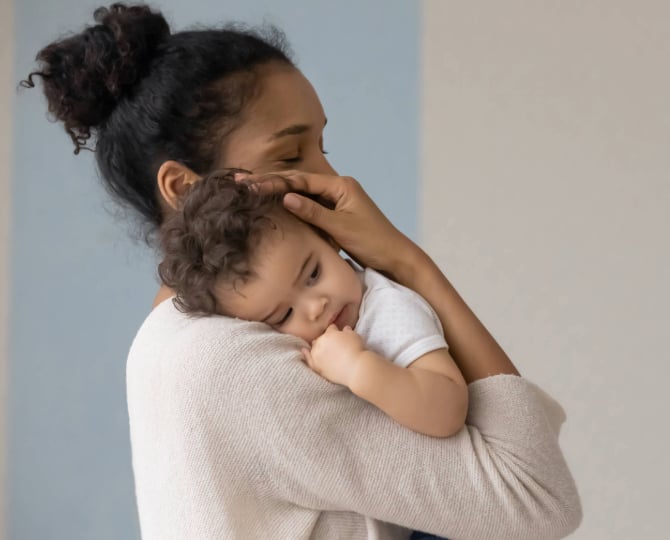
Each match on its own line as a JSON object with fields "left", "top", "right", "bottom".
{"left": 220, "top": 216, "right": 363, "bottom": 343}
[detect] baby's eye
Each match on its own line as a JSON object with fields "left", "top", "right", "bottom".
{"left": 280, "top": 156, "right": 301, "bottom": 164}
{"left": 307, "top": 263, "right": 320, "bottom": 285}
{"left": 277, "top": 308, "right": 293, "bottom": 326}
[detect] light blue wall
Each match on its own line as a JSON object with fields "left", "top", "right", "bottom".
{"left": 9, "top": 1, "right": 418, "bottom": 538}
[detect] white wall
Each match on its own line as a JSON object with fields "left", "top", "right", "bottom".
{"left": 421, "top": 1, "right": 669, "bottom": 538}
{"left": 0, "top": 0, "right": 13, "bottom": 536}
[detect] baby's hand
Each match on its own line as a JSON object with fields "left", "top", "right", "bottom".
{"left": 302, "top": 325, "right": 366, "bottom": 387}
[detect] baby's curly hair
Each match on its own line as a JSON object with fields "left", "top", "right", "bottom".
{"left": 158, "top": 170, "right": 285, "bottom": 315}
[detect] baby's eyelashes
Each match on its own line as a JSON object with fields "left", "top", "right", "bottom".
{"left": 276, "top": 308, "right": 293, "bottom": 325}
{"left": 307, "top": 263, "right": 321, "bottom": 284}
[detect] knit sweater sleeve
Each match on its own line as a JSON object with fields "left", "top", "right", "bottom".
{"left": 256, "top": 359, "right": 582, "bottom": 539}
{"left": 127, "top": 302, "right": 581, "bottom": 540}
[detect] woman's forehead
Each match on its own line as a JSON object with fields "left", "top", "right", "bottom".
{"left": 217, "top": 66, "right": 326, "bottom": 171}
{"left": 237, "top": 65, "right": 326, "bottom": 137}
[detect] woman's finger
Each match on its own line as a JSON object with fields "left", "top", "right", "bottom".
{"left": 250, "top": 171, "right": 356, "bottom": 213}
{"left": 241, "top": 169, "right": 301, "bottom": 185}
{"left": 248, "top": 174, "right": 290, "bottom": 196}
{"left": 279, "top": 171, "right": 354, "bottom": 205}
{"left": 282, "top": 193, "right": 336, "bottom": 230}
{"left": 252, "top": 170, "right": 410, "bottom": 275}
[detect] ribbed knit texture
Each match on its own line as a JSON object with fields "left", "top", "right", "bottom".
{"left": 127, "top": 299, "right": 581, "bottom": 539}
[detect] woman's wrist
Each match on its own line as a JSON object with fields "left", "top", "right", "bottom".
{"left": 390, "top": 243, "right": 521, "bottom": 382}
{"left": 384, "top": 234, "right": 434, "bottom": 289}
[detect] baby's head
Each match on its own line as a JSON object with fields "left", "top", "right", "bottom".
{"left": 159, "top": 172, "right": 363, "bottom": 342}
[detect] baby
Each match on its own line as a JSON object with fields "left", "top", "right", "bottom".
{"left": 159, "top": 171, "right": 468, "bottom": 438}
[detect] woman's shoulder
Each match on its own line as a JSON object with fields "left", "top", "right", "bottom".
{"left": 126, "top": 297, "right": 304, "bottom": 386}
{"left": 129, "top": 296, "right": 251, "bottom": 354}
{"left": 133, "top": 296, "right": 251, "bottom": 338}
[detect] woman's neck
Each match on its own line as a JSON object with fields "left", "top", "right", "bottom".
{"left": 153, "top": 285, "right": 175, "bottom": 308}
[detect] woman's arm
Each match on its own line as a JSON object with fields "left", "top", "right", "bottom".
{"left": 263, "top": 362, "right": 580, "bottom": 539}
{"left": 261, "top": 171, "right": 518, "bottom": 383}
{"left": 394, "top": 244, "right": 520, "bottom": 382}
{"left": 128, "top": 317, "right": 581, "bottom": 539}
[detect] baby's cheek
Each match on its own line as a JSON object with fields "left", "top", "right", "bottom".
{"left": 286, "top": 323, "right": 318, "bottom": 344}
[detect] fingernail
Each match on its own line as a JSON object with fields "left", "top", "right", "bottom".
{"left": 283, "top": 193, "right": 301, "bottom": 211}
{"left": 233, "top": 172, "right": 248, "bottom": 181}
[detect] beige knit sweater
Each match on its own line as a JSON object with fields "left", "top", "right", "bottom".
{"left": 127, "top": 298, "right": 581, "bottom": 539}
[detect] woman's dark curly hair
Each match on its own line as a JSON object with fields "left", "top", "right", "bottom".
{"left": 21, "top": 3, "right": 294, "bottom": 235}
{"left": 158, "top": 171, "right": 285, "bottom": 315}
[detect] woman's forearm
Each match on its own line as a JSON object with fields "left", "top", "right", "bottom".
{"left": 389, "top": 240, "right": 520, "bottom": 383}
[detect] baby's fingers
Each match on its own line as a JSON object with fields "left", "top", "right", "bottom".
{"left": 301, "top": 348, "right": 319, "bottom": 374}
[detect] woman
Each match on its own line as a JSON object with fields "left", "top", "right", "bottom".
{"left": 24, "top": 4, "right": 581, "bottom": 539}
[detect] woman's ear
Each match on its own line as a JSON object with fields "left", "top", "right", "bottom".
{"left": 157, "top": 160, "right": 201, "bottom": 210}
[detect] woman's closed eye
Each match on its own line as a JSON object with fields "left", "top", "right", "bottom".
{"left": 278, "top": 146, "right": 329, "bottom": 165}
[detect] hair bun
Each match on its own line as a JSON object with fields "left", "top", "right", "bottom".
{"left": 22, "top": 3, "right": 170, "bottom": 152}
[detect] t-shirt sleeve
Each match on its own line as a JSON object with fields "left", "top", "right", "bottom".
{"left": 356, "top": 284, "right": 448, "bottom": 368}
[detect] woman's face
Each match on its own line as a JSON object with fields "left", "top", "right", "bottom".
{"left": 219, "top": 63, "right": 336, "bottom": 176}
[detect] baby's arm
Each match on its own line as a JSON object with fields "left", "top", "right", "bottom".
{"left": 303, "top": 326, "right": 468, "bottom": 437}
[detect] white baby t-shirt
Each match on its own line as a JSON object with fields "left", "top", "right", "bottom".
{"left": 354, "top": 268, "right": 448, "bottom": 368}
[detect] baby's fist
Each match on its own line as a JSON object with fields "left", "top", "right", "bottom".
{"left": 302, "top": 325, "right": 366, "bottom": 387}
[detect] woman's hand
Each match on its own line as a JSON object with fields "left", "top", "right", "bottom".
{"left": 245, "top": 170, "right": 423, "bottom": 278}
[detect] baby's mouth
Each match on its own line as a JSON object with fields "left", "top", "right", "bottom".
{"left": 331, "top": 305, "right": 348, "bottom": 329}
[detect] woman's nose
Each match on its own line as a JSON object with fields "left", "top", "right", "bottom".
{"left": 305, "top": 152, "right": 337, "bottom": 175}
{"left": 320, "top": 156, "right": 337, "bottom": 175}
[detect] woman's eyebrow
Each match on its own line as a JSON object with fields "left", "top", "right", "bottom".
{"left": 269, "top": 118, "right": 328, "bottom": 141}
{"left": 270, "top": 124, "right": 309, "bottom": 140}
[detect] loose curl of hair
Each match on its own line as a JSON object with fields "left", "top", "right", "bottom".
{"left": 21, "top": 3, "right": 294, "bottom": 236}
{"left": 158, "top": 171, "right": 285, "bottom": 315}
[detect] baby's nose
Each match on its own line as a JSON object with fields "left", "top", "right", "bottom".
{"left": 307, "top": 296, "right": 328, "bottom": 321}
